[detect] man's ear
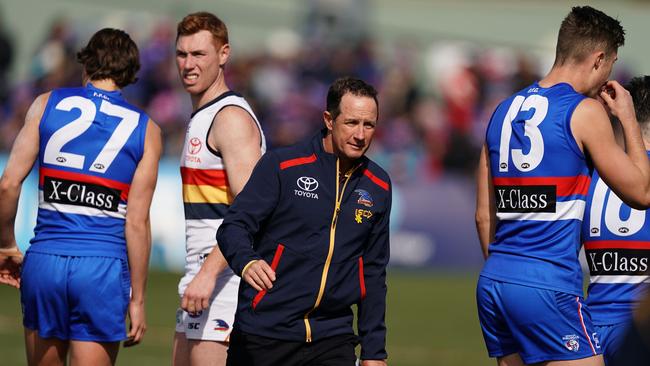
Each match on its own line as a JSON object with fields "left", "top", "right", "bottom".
{"left": 219, "top": 43, "right": 231, "bottom": 67}
{"left": 594, "top": 51, "right": 605, "bottom": 70}
{"left": 323, "top": 111, "right": 334, "bottom": 131}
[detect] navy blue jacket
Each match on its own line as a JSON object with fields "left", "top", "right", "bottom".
{"left": 217, "top": 129, "right": 391, "bottom": 360}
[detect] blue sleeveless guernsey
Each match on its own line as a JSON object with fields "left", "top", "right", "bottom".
{"left": 29, "top": 84, "right": 148, "bottom": 260}
{"left": 481, "top": 82, "right": 590, "bottom": 296}
{"left": 583, "top": 154, "right": 650, "bottom": 325}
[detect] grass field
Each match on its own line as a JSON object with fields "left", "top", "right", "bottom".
{"left": 0, "top": 270, "right": 491, "bottom": 366}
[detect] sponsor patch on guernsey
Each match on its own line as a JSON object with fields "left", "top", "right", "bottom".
{"left": 494, "top": 185, "right": 556, "bottom": 213}
{"left": 586, "top": 249, "right": 650, "bottom": 275}
{"left": 44, "top": 176, "right": 121, "bottom": 212}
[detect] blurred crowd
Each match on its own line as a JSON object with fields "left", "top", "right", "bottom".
{"left": 0, "top": 8, "right": 634, "bottom": 184}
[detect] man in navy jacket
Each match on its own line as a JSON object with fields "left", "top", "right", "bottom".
{"left": 217, "top": 77, "right": 391, "bottom": 366}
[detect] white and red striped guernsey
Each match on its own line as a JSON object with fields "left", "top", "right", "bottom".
{"left": 179, "top": 91, "right": 266, "bottom": 259}
{"left": 480, "top": 82, "right": 591, "bottom": 296}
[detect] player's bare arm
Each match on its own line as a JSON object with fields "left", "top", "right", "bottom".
{"left": 475, "top": 144, "right": 496, "bottom": 259}
{"left": 181, "top": 105, "right": 264, "bottom": 312}
{"left": 572, "top": 81, "right": 650, "bottom": 209}
{"left": 0, "top": 92, "right": 49, "bottom": 288}
{"left": 215, "top": 106, "right": 271, "bottom": 290}
{"left": 212, "top": 106, "right": 262, "bottom": 196}
{"left": 123, "top": 119, "right": 162, "bottom": 346}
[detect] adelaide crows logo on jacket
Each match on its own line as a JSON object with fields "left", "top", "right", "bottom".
{"left": 355, "top": 189, "right": 373, "bottom": 207}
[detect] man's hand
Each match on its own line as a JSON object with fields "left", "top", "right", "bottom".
{"left": 0, "top": 247, "right": 23, "bottom": 288}
{"left": 181, "top": 270, "right": 217, "bottom": 315}
{"left": 361, "top": 360, "right": 387, "bottom": 366}
{"left": 242, "top": 260, "right": 275, "bottom": 291}
{"left": 600, "top": 80, "right": 636, "bottom": 124}
{"left": 124, "top": 301, "right": 146, "bottom": 347}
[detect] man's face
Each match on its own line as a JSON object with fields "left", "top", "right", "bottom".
{"left": 175, "top": 30, "right": 228, "bottom": 95}
{"left": 324, "top": 93, "right": 378, "bottom": 163}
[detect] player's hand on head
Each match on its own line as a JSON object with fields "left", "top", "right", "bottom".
{"left": 0, "top": 247, "right": 23, "bottom": 289}
{"left": 242, "top": 260, "right": 275, "bottom": 292}
{"left": 181, "top": 270, "right": 218, "bottom": 314}
{"left": 124, "top": 301, "right": 146, "bottom": 347}
{"left": 599, "top": 80, "right": 636, "bottom": 123}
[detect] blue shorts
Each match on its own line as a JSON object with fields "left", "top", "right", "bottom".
{"left": 594, "top": 322, "right": 629, "bottom": 366}
{"left": 20, "top": 251, "right": 131, "bottom": 342}
{"left": 477, "top": 276, "right": 601, "bottom": 364}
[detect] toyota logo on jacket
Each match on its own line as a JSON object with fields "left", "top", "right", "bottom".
{"left": 217, "top": 129, "right": 391, "bottom": 361}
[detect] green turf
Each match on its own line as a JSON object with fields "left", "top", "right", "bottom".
{"left": 0, "top": 270, "right": 491, "bottom": 365}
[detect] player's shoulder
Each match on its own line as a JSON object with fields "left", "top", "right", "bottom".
{"left": 572, "top": 97, "right": 607, "bottom": 124}
{"left": 198, "top": 90, "right": 247, "bottom": 115}
{"left": 215, "top": 103, "right": 256, "bottom": 127}
{"left": 33, "top": 90, "right": 53, "bottom": 107}
{"left": 491, "top": 84, "right": 536, "bottom": 115}
{"left": 569, "top": 97, "right": 611, "bottom": 151}
{"left": 121, "top": 97, "right": 148, "bottom": 114}
{"left": 220, "top": 90, "right": 246, "bottom": 103}
{"left": 23, "top": 91, "right": 53, "bottom": 127}
{"left": 146, "top": 118, "right": 162, "bottom": 135}
{"left": 207, "top": 91, "right": 256, "bottom": 128}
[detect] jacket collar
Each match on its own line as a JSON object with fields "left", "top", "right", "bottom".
{"left": 311, "top": 128, "right": 369, "bottom": 169}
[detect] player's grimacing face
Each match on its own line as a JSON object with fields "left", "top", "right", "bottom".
{"left": 325, "top": 94, "right": 378, "bottom": 163}
{"left": 175, "top": 30, "right": 228, "bottom": 95}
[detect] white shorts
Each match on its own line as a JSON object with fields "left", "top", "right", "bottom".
{"left": 175, "top": 254, "right": 240, "bottom": 342}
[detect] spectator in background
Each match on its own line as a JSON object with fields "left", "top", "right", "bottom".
{"left": 30, "top": 18, "right": 79, "bottom": 93}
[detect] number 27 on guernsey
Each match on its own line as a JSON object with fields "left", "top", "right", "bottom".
{"left": 43, "top": 96, "right": 140, "bottom": 174}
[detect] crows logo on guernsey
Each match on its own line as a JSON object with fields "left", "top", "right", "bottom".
{"left": 213, "top": 319, "right": 230, "bottom": 331}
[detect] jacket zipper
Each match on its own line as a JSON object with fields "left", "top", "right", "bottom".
{"left": 303, "top": 159, "right": 359, "bottom": 342}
